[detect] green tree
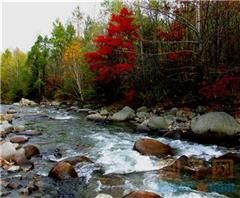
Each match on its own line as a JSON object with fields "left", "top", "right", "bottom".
{"left": 27, "top": 35, "right": 49, "bottom": 98}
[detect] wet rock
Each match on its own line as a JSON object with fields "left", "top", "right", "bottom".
{"left": 110, "top": 106, "right": 135, "bottom": 121}
{"left": 14, "top": 125, "right": 25, "bottom": 132}
{"left": 18, "top": 130, "right": 42, "bottom": 136}
{"left": 48, "top": 162, "right": 78, "bottom": 180}
{"left": 61, "top": 155, "right": 94, "bottom": 166}
{"left": 10, "top": 136, "right": 29, "bottom": 144}
{"left": 137, "top": 106, "right": 149, "bottom": 113}
{"left": 0, "top": 121, "right": 14, "bottom": 137}
{"left": 19, "top": 98, "right": 38, "bottom": 106}
{"left": 147, "top": 116, "right": 169, "bottom": 130}
{"left": 123, "top": 191, "right": 162, "bottom": 198}
{"left": 95, "top": 194, "right": 113, "bottom": 198}
{"left": 86, "top": 113, "right": 106, "bottom": 122}
{"left": 6, "top": 181, "right": 22, "bottom": 189}
{"left": 20, "top": 161, "right": 34, "bottom": 172}
{"left": 24, "top": 145, "right": 40, "bottom": 159}
{"left": 133, "top": 138, "right": 173, "bottom": 157}
{"left": 163, "top": 130, "right": 183, "bottom": 139}
{"left": 100, "top": 174, "right": 125, "bottom": 186}
{"left": 191, "top": 112, "right": 240, "bottom": 136}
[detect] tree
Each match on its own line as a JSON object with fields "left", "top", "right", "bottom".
{"left": 85, "top": 7, "right": 139, "bottom": 101}
{"left": 1, "top": 49, "right": 30, "bottom": 101}
{"left": 27, "top": 35, "right": 49, "bottom": 98}
{"left": 47, "top": 20, "right": 76, "bottom": 98}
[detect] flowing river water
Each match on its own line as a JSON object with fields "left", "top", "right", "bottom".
{"left": 0, "top": 104, "right": 240, "bottom": 198}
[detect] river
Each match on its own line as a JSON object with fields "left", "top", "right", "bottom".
{"left": 0, "top": 104, "right": 239, "bottom": 198}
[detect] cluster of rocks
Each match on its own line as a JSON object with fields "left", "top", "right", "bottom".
{"left": 84, "top": 105, "right": 240, "bottom": 146}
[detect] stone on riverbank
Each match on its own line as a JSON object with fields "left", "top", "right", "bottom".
{"left": 0, "top": 141, "right": 24, "bottom": 160}
{"left": 133, "top": 138, "right": 173, "bottom": 157}
{"left": 147, "top": 116, "right": 169, "bottom": 130}
{"left": 191, "top": 112, "right": 240, "bottom": 136}
{"left": 0, "top": 114, "right": 14, "bottom": 122}
{"left": 18, "top": 130, "right": 42, "bottom": 136}
{"left": 110, "top": 106, "right": 135, "bottom": 121}
{"left": 48, "top": 162, "right": 78, "bottom": 180}
{"left": 19, "top": 98, "right": 38, "bottom": 106}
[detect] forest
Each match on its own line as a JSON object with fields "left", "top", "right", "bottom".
{"left": 1, "top": 0, "right": 240, "bottom": 111}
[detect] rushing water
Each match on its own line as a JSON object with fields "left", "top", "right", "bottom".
{"left": 1, "top": 104, "right": 240, "bottom": 198}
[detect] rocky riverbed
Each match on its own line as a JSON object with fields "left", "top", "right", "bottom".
{"left": 0, "top": 99, "right": 240, "bottom": 198}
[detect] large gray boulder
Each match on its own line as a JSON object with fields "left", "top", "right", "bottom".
{"left": 191, "top": 112, "right": 240, "bottom": 136}
{"left": 0, "top": 141, "right": 24, "bottom": 160}
{"left": 110, "top": 106, "right": 135, "bottom": 121}
{"left": 147, "top": 116, "right": 169, "bottom": 130}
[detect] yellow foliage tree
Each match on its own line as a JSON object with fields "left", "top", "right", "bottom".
{"left": 63, "top": 39, "right": 85, "bottom": 101}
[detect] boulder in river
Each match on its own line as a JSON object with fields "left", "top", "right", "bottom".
{"left": 191, "top": 112, "right": 240, "bottom": 136}
{"left": 48, "top": 162, "right": 78, "bottom": 180}
{"left": 19, "top": 98, "right": 38, "bottom": 106}
{"left": 133, "top": 138, "right": 173, "bottom": 157}
{"left": 110, "top": 106, "right": 135, "bottom": 121}
{"left": 147, "top": 116, "right": 169, "bottom": 130}
{"left": 14, "top": 125, "right": 25, "bottom": 132}
{"left": 123, "top": 191, "right": 162, "bottom": 198}
{"left": 0, "top": 121, "right": 14, "bottom": 137}
{"left": 24, "top": 145, "right": 40, "bottom": 159}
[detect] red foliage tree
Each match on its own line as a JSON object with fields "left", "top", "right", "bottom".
{"left": 85, "top": 7, "right": 139, "bottom": 101}
{"left": 85, "top": 8, "right": 139, "bottom": 81}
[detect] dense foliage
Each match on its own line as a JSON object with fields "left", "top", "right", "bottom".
{"left": 1, "top": 0, "right": 240, "bottom": 107}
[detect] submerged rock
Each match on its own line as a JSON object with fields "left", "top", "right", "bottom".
{"left": 19, "top": 130, "right": 42, "bottom": 136}
{"left": 123, "top": 191, "right": 162, "bottom": 198}
{"left": 191, "top": 112, "right": 240, "bottom": 136}
{"left": 133, "top": 138, "right": 173, "bottom": 157}
{"left": 147, "top": 116, "right": 169, "bottom": 130}
{"left": 61, "top": 155, "right": 94, "bottom": 166}
{"left": 110, "top": 106, "right": 135, "bottom": 121}
{"left": 49, "top": 162, "right": 78, "bottom": 180}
